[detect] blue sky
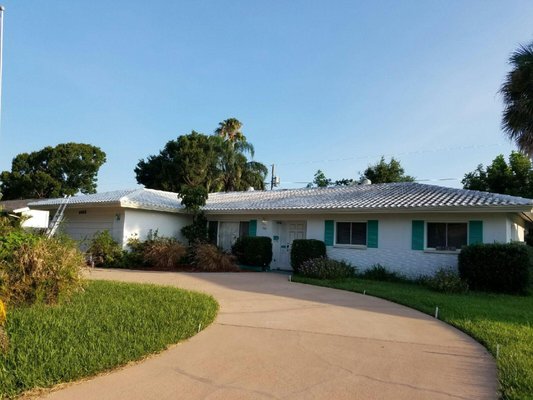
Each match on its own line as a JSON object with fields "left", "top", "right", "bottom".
{"left": 0, "top": 1, "right": 532, "bottom": 192}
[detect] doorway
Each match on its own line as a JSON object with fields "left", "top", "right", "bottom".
{"left": 272, "top": 221, "right": 306, "bottom": 270}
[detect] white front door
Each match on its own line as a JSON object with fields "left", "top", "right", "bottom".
{"left": 277, "top": 221, "right": 306, "bottom": 270}
{"left": 218, "top": 222, "right": 240, "bottom": 251}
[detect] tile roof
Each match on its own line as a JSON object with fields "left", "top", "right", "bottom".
{"left": 28, "top": 188, "right": 184, "bottom": 213}
{"left": 203, "top": 183, "right": 533, "bottom": 212}
{"left": 28, "top": 183, "right": 533, "bottom": 214}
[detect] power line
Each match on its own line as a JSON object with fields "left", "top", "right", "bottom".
{"left": 267, "top": 143, "right": 501, "bottom": 166}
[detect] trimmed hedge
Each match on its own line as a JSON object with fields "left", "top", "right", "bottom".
{"left": 458, "top": 243, "right": 530, "bottom": 294}
{"left": 299, "top": 257, "right": 355, "bottom": 280}
{"left": 232, "top": 236, "right": 272, "bottom": 269}
{"left": 291, "top": 239, "right": 326, "bottom": 273}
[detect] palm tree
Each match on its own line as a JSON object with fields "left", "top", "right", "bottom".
{"left": 500, "top": 42, "right": 533, "bottom": 155}
{"left": 215, "top": 118, "right": 246, "bottom": 143}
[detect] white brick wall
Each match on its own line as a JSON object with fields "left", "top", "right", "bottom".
{"left": 327, "top": 247, "right": 458, "bottom": 278}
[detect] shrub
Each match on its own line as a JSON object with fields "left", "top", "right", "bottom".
{"left": 87, "top": 231, "right": 123, "bottom": 267}
{"left": 359, "top": 264, "right": 407, "bottom": 282}
{"left": 458, "top": 243, "right": 530, "bottom": 294}
{"left": 298, "top": 257, "right": 355, "bottom": 280}
{"left": 193, "top": 243, "right": 239, "bottom": 272}
{"left": 291, "top": 239, "right": 326, "bottom": 273}
{"left": 0, "top": 234, "right": 85, "bottom": 305}
{"left": 143, "top": 238, "right": 187, "bottom": 269}
{"left": 421, "top": 268, "right": 469, "bottom": 294}
{"left": 232, "top": 236, "right": 272, "bottom": 269}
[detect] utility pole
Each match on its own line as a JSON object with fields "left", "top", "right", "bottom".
{"left": 270, "top": 164, "right": 280, "bottom": 190}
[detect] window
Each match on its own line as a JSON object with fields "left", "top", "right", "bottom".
{"left": 427, "top": 222, "right": 467, "bottom": 250}
{"left": 208, "top": 221, "right": 218, "bottom": 244}
{"left": 239, "top": 221, "right": 250, "bottom": 238}
{"left": 336, "top": 222, "right": 367, "bottom": 245}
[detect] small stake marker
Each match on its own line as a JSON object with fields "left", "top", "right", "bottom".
{"left": 198, "top": 323, "right": 202, "bottom": 333}
{"left": 289, "top": 275, "right": 292, "bottom": 282}
{"left": 496, "top": 344, "right": 500, "bottom": 359}
{"left": 435, "top": 306, "right": 439, "bottom": 319}
{"left": 363, "top": 290, "right": 366, "bottom": 295}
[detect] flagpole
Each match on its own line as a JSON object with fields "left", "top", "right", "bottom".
{"left": 0, "top": 6, "right": 4, "bottom": 129}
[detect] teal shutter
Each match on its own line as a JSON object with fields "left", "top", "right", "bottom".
{"left": 249, "top": 220, "right": 257, "bottom": 237}
{"left": 367, "top": 220, "right": 378, "bottom": 248}
{"left": 324, "top": 220, "right": 334, "bottom": 246}
{"left": 468, "top": 221, "right": 483, "bottom": 244}
{"left": 412, "top": 220, "right": 424, "bottom": 250}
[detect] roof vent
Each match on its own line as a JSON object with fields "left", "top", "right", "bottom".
{"left": 247, "top": 187, "right": 255, "bottom": 191}
{"left": 360, "top": 178, "right": 372, "bottom": 185}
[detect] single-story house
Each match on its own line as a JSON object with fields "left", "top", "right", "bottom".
{"left": 29, "top": 182, "right": 533, "bottom": 277}
{"left": 0, "top": 198, "right": 49, "bottom": 229}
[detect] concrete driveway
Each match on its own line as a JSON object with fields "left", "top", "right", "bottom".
{"left": 41, "top": 269, "right": 496, "bottom": 400}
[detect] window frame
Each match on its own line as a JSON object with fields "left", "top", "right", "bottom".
{"left": 334, "top": 221, "right": 368, "bottom": 248}
{"left": 425, "top": 221, "right": 468, "bottom": 252}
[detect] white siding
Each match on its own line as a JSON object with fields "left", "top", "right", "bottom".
{"left": 507, "top": 214, "right": 526, "bottom": 242}
{"left": 210, "top": 211, "right": 520, "bottom": 276}
{"left": 122, "top": 209, "right": 191, "bottom": 248}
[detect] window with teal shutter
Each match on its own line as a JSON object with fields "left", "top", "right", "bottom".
{"left": 248, "top": 220, "right": 257, "bottom": 237}
{"left": 468, "top": 221, "right": 483, "bottom": 244}
{"left": 412, "top": 220, "right": 424, "bottom": 250}
{"left": 367, "top": 220, "right": 378, "bottom": 248}
{"left": 324, "top": 220, "right": 334, "bottom": 246}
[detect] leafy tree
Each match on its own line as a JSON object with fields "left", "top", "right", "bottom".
{"left": 307, "top": 170, "right": 331, "bottom": 188}
{"left": 0, "top": 143, "right": 106, "bottom": 199}
{"left": 334, "top": 178, "right": 354, "bottom": 186}
{"left": 135, "top": 131, "right": 221, "bottom": 193}
{"left": 135, "top": 121, "right": 267, "bottom": 194}
{"left": 462, "top": 151, "right": 533, "bottom": 198}
{"left": 500, "top": 41, "right": 533, "bottom": 155}
{"left": 362, "top": 156, "right": 415, "bottom": 183}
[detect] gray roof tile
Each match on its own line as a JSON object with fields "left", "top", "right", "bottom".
{"left": 28, "top": 183, "right": 533, "bottom": 213}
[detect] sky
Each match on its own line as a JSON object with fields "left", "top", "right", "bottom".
{"left": 0, "top": 0, "right": 532, "bottom": 192}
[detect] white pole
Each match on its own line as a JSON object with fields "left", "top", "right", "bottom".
{"left": 0, "top": 6, "right": 5, "bottom": 129}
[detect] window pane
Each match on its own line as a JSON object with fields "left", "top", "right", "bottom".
{"left": 427, "top": 223, "right": 446, "bottom": 248}
{"left": 208, "top": 221, "right": 218, "bottom": 244}
{"left": 239, "top": 221, "right": 249, "bottom": 238}
{"left": 351, "top": 223, "right": 367, "bottom": 245}
{"left": 336, "top": 222, "right": 351, "bottom": 244}
{"left": 447, "top": 223, "right": 467, "bottom": 250}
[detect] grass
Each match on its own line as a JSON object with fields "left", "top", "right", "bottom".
{"left": 292, "top": 275, "right": 533, "bottom": 400}
{"left": 0, "top": 280, "right": 218, "bottom": 399}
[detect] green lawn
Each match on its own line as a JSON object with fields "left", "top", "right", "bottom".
{"left": 0, "top": 280, "right": 218, "bottom": 399}
{"left": 293, "top": 275, "right": 533, "bottom": 400}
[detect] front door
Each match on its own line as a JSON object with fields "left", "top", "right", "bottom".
{"left": 277, "top": 221, "right": 306, "bottom": 270}
{"left": 218, "top": 222, "right": 240, "bottom": 251}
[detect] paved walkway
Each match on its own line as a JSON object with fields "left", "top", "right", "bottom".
{"left": 41, "top": 269, "right": 497, "bottom": 400}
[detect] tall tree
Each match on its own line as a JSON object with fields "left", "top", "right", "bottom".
{"left": 500, "top": 41, "right": 533, "bottom": 155}
{"left": 135, "top": 123, "right": 268, "bottom": 194}
{"left": 362, "top": 157, "right": 415, "bottom": 183}
{"left": 0, "top": 143, "right": 106, "bottom": 199}
{"left": 215, "top": 118, "right": 245, "bottom": 143}
{"left": 462, "top": 151, "right": 533, "bottom": 198}
{"left": 135, "top": 131, "right": 220, "bottom": 193}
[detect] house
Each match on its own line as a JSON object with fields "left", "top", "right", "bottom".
{"left": 28, "top": 189, "right": 191, "bottom": 249}
{"left": 0, "top": 199, "right": 49, "bottom": 229}
{"left": 29, "top": 182, "right": 533, "bottom": 277}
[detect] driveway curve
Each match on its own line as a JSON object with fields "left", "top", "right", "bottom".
{"left": 42, "top": 269, "right": 496, "bottom": 400}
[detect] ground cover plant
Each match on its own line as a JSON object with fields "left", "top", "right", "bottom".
{"left": 0, "top": 280, "right": 218, "bottom": 399}
{"left": 292, "top": 275, "right": 533, "bottom": 400}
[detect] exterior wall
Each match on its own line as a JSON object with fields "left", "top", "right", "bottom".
{"left": 207, "top": 211, "right": 519, "bottom": 277}
{"left": 507, "top": 214, "right": 526, "bottom": 242}
{"left": 20, "top": 209, "right": 49, "bottom": 229}
{"left": 59, "top": 207, "right": 124, "bottom": 250}
{"left": 122, "top": 209, "right": 191, "bottom": 248}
